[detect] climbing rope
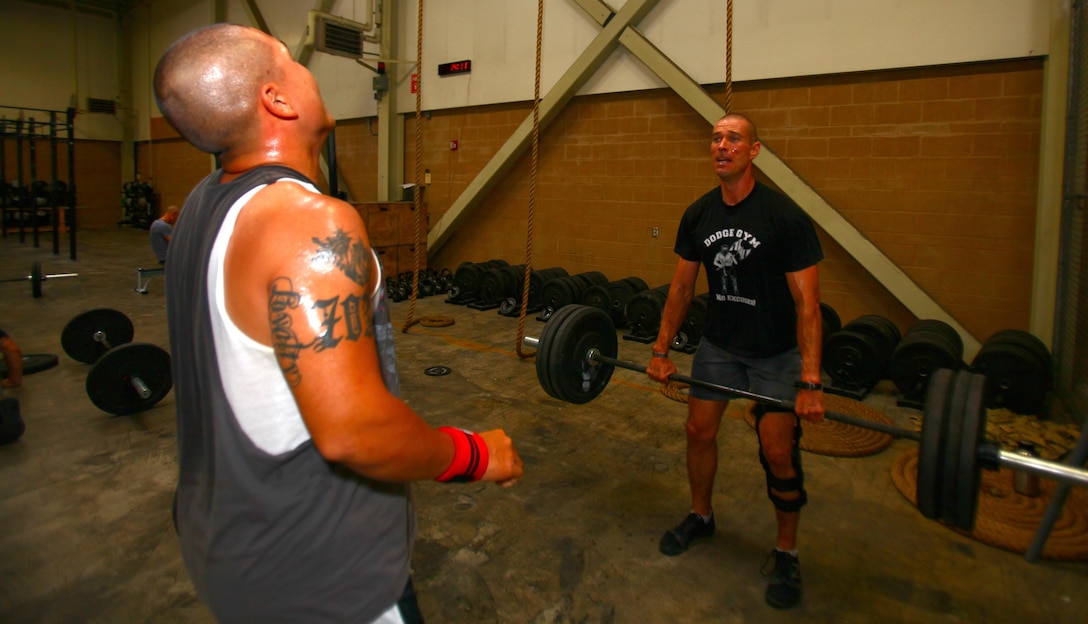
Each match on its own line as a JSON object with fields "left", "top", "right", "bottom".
{"left": 402, "top": 0, "right": 425, "bottom": 333}
{"left": 724, "top": 0, "right": 733, "bottom": 113}
{"left": 515, "top": 0, "right": 544, "bottom": 358}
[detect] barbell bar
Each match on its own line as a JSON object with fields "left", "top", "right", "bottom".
{"left": 522, "top": 335, "right": 920, "bottom": 442}
{"left": 524, "top": 305, "right": 1088, "bottom": 531}
{"left": 0, "top": 261, "right": 79, "bottom": 298}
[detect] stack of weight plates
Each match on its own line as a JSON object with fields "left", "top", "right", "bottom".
{"left": 823, "top": 314, "right": 901, "bottom": 390}
{"left": 970, "top": 329, "right": 1052, "bottom": 415}
{"left": 889, "top": 319, "right": 965, "bottom": 405}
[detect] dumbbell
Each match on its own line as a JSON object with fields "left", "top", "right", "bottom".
{"left": 61, "top": 309, "right": 173, "bottom": 416}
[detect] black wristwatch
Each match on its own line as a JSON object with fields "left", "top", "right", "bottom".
{"left": 794, "top": 380, "right": 823, "bottom": 391}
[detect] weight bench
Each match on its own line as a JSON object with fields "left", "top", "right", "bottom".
{"left": 135, "top": 266, "right": 165, "bottom": 294}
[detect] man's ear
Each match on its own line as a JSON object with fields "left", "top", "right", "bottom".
{"left": 750, "top": 140, "right": 761, "bottom": 159}
{"left": 260, "top": 84, "right": 299, "bottom": 120}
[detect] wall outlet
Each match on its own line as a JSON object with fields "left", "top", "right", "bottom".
{"left": 652, "top": 226, "right": 659, "bottom": 238}
{"left": 424, "top": 169, "right": 432, "bottom": 185}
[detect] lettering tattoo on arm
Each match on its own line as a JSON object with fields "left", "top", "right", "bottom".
{"left": 269, "top": 278, "right": 309, "bottom": 387}
{"left": 267, "top": 230, "right": 376, "bottom": 386}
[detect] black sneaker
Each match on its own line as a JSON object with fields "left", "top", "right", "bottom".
{"left": 762, "top": 550, "right": 802, "bottom": 609}
{"left": 658, "top": 513, "right": 715, "bottom": 556}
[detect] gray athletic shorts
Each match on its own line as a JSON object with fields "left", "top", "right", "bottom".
{"left": 688, "top": 339, "right": 801, "bottom": 405}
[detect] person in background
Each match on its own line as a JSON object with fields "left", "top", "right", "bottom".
{"left": 150, "top": 204, "right": 180, "bottom": 263}
{"left": 154, "top": 23, "right": 522, "bottom": 624}
{"left": 647, "top": 112, "right": 825, "bottom": 610}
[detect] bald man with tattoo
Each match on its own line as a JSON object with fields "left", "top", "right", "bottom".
{"left": 154, "top": 23, "right": 521, "bottom": 624}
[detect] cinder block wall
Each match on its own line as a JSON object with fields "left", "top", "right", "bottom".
{"left": 138, "top": 57, "right": 1043, "bottom": 342}
{"left": 408, "top": 58, "right": 1042, "bottom": 341}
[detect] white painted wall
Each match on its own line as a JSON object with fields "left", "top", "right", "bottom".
{"left": 0, "top": 1, "right": 122, "bottom": 139}
{"left": 0, "top": 0, "right": 1058, "bottom": 142}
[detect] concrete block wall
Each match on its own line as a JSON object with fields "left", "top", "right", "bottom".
{"left": 409, "top": 58, "right": 1043, "bottom": 342}
{"left": 136, "top": 57, "right": 1044, "bottom": 344}
{"left": 736, "top": 59, "right": 1042, "bottom": 339}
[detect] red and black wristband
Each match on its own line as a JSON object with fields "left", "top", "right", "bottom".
{"left": 436, "top": 426, "right": 489, "bottom": 483}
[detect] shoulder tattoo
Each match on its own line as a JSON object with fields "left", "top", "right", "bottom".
{"left": 267, "top": 230, "right": 377, "bottom": 386}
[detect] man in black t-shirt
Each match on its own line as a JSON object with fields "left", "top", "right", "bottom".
{"left": 647, "top": 113, "right": 825, "bottom": 610}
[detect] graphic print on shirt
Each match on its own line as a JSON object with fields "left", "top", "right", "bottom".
{"left": 705, "top": 228, "right": 761, "bottom": 305}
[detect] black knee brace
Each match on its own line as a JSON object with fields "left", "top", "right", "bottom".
{"left": 753, "top": 405, "right": 808, "bottom": 513}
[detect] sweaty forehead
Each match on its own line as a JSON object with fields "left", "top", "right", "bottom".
{"left": 714, "top": 119, "right": 748, "bottom": 136}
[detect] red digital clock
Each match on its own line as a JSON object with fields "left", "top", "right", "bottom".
{"left": 438, "top": 60, "right": 472, "bottom": 76}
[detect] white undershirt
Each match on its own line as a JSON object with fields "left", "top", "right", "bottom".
{"left": 207, "top": 179, "right": 382, "bottom": 455}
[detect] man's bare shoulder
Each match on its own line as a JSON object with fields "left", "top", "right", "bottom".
{"left": 238, "top": 180, "right": 367, "bottom": 244}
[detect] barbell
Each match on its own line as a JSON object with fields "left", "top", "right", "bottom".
{"left": 524, "top": 305, "right": 1088, "bottom": 532}
{"left": 61, "top": 308, "right": 173, "bottom": 416}
{"left": 0, "top": 261, "right": 79, "bottom": 298}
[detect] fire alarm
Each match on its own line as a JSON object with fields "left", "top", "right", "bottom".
{"left": 450, "top": 140, "right": 459, "bottom": 151}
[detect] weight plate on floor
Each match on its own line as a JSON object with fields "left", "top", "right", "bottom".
{"left": 61, "top": 308, "right": 134, "bottom": 364}
{"left": 499, "top": 298, "right": 517, "bottom": 316}
{"left": 953, "top": 371, "right": 988, "bottom": 531}
{"left": 546, "top": 305, "right": 616, "bottom": 405}
{"left": 424, "top": 366, "right": 452, "bottom": 377}
{"left": 86, "top": 343, "right": 172, "bottom": 415}
{"left": 31, "top": 261, "right": 42, "bottom": 298}
{"left": 917, "top": 367, "right": 954, "bottom": 521}
{"left": 0, "top": 353, "right": 59, "bottom": 378}
{"left": 823, "top": 330, "right": 882, "bottom": 388}
{"left": 940, "top": 370, "right": 973, "bottom": 526}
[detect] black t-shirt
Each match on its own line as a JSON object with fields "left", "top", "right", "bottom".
{"left": 675, "top": 182, "right": 823, "bottom": 358}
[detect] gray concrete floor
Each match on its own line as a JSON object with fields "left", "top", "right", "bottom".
{"left": 1, "top": 227, "right": 1086, "bottom": 624}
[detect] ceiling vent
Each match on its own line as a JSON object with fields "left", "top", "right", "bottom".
{"left": 87, "top": 98, "right": 116, "bottom": 114}
{"left": 307, "top": 11, "right": 369, "bottom": 59}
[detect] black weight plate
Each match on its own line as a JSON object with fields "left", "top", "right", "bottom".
{"left": 424, "top": 366, "right": 452, "bottom": 377}
{"left": 535, "top": 304, "right": 581, "bottom": 401}
{"left": 971, "top": 341, "right": 1048, "bottom": 414}
{"left": 0, "top": 353, "right": 59, "bottom": 378}
{"left": 911, "top": 319, "right": 964, "bottom": 359}
{"left": 823, "top": 330, "right": 881, "bottom": 388}
{"left": 86, "top": 343, "right": 172, "bottom": 415}
{"left": 582, "top": 285, "right": 612, "bottom": 317}
{"left": 940, "top": 369, "right": 972, "bottom": 526}
{"left": 889, "top": 330, "right": 962, "bottom": 396}
{"left": 844, "top": 315, "right": 900, "bottom": 373}
{"left": 985, "top": 329, "right": 1051, "bottom": 375}
{"left": 0, "top": 397, "right": 26, "bottom": 444}
{"left": 31, "top": 261, "right": 42, "bottom": 298}
{"left": 61, "top": 308, "right": 134, "bottom": 364}
{"left": 548, "top": 306, "right": 617, "bottom": 404}
{"left": 499, "top": 298, "right": 518, "bottom": 316}
{"left": 918, "top": 367, "right": 955, "bottom": 520}
{"left": 953, "top": 371, "right": 988, "bottom": 531}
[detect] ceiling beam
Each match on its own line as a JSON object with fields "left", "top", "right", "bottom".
{"left": 426, "top": 0, "right": 661, "bottom": 253}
